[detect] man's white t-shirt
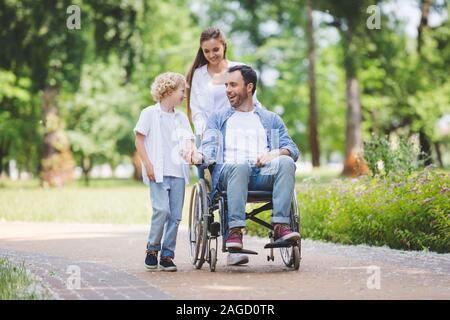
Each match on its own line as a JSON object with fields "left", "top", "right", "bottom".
{"left": 160, "top": 111, "right": 184, "bottom": 178}
{"left": 224, "top": 110, "right": 268, "bottom": 164}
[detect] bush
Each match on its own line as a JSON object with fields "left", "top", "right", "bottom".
{"left": 363, "top": 135, "right": 426, "bottom": 177}
{"left": 246, "top": 167, "right": 450, "bottom": 253}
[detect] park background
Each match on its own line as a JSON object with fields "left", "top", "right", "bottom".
{"left": 0, "top": 0, "right": 449, "bottom": 280}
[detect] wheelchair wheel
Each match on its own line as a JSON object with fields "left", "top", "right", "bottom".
{"left": 209, "top": 248, "right": 217, "bottom": 272}
{"left": 188, "top": 180, "right": 209, "bottom": 269}
{"left": 188, "top": 185, "right": 199, "bottom": 264}
{"left": 280, "top": 192, "right": 301, "bottom": 270}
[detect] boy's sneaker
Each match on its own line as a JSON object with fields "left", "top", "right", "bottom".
{"left": 160, "top": 257, "right": 177, "bottom": 272}
{"left": 226, "top": 228, "right": 243, "bottom": 249}
{"left": 273, "top": 224, "right": 300, "bottom": 242}
{"left": 145, "top": 250, "right": 158, "bottom": 269}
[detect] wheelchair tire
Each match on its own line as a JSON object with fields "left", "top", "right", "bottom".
{"left": 293, "top": 246, "right": 300, "bottom": 270}
{"left": 280, "top": 192, "right": 301, "bottom": 270}
{"left": 188, "top": 180, "right": 208, "bottom": 268}
{"left": 188, "top": 185, "right": 199, "bottom": 265}
{"left": 194, "top": 180, "right": 209, "bottom": 270}
{"left": 209, "top": 248, "right": 217, "bottom": 272}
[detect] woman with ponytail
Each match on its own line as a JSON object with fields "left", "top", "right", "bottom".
{"left": 186, "top": 27, "right": 257, "bottom": 266}
{"left": 186, "top": 27, "right": 258, "bottom": 136}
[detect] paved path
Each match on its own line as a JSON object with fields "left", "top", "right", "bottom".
{"left": 0, "top": 221, "right": 449, "bottom": 299}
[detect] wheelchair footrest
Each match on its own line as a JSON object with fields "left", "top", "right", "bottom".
{"left": 227, "top": 248, "right": 258, "bottom": 255}
{"left": 264, "top": 240, "right": 297, "bottom": 249}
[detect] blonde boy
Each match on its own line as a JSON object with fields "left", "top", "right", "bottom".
{"left": 134, "top": 72, "right": 194, "bottom": 271}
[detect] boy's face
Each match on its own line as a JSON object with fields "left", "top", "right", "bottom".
{"left": 168, "top": 85, "right": 185, "bottom": 107}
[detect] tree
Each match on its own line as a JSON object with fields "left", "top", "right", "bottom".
{"left": 306, "top": 0, "right": 320, "bottom": 167}
{"left": 0, "top": 0, "right": 87, "bottom": 185}
{"left": 0, "top": 71, "right": 33, "bottom": 176}
{"left": 314, "top": 0, "right": 375, "bottom": 176}
{"left": 64, "top": 62, "right": 141, "bottom": 185}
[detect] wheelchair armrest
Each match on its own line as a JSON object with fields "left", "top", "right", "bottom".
{"left": 195, "top": 160, "right": 216, "bottom": 171}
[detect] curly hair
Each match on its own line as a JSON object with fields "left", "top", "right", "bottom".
{"left": 150, "top": 72, "right": 186, "bottom": 102}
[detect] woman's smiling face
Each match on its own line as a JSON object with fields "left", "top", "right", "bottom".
{"left": 201, "top": 38, "right": 225, "bottom": 66}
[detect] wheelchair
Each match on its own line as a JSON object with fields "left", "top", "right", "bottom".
{"left": 188, "top": 164, "right": 301, "bottom": 272}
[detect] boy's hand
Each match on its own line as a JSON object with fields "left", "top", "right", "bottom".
{"left": 190, "top": 150, "right": 204, "bottom": 165}
{"left": 184, "top": 149, "right": 203, "bottom": 165}
{"left": 145, "top": 163, "right": 156, "bottom": 181}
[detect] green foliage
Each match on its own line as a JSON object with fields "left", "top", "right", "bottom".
{"left": 363, "top": 135, "right": 425, "bottom": 177}
{"left": 0, "top": 258, "right": 43, "bottom": 300}
{"left": 1, "top": 0, "right": 449, "bottom": 180}
{"left": 63, "top": 61, "right": 142, "bottom": 171}
{"left": 0, "top": 70, "right": 41, "bottom": 174}
{"left": 291, "top": 168, "right": 449, "bottom": 253}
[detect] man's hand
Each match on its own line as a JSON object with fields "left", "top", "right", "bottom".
{"left": 256, "top": 150, "right": 281, "bottom": 167}
{"left": 145, "top": 163, "right": 156, "bottom": 181}
{"left": 256, "top": 149, "right": 291, "bottom": 167}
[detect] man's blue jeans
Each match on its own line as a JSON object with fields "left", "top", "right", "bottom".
{"left": 218, "top": 155, "right": 296, "bottom": 229}
{"left": 147, "top": 176, "right": 185, "bottom": 258}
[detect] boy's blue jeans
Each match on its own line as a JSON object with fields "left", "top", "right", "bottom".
{"left": 218, "top": 155, "right": 296, "bottom": 229}
{"left": 147, "top": 176, "right": 185, "bottom": 258}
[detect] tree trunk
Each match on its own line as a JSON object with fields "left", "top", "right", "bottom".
{"left": 419, "top": 130, "right": 432, "bottom": 166}
{"left": 342, "top": 28, "right": 368, "bottom": 176}
{"left": 306, "top": 0, "right": 320, "bottom": 167}
{"left": 0, "top": 138, "right": 6, "bottom": 177}
{"left": 418, "top": 0, "right": 433, "bottom": 54}
{"left": 434, "top": 142, "right": 443, "bottom": 168}
{"left": 82, "top": 156, "right": 92, "bottom": 186}
{"left": 40, "top": 85, "right": 75, "bottom": 187}
{"left": 416, "top": 0, "right": 434, "bottom": 164}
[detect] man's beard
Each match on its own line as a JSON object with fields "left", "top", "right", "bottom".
{"left": 230, "top": 91, "right": 248, "bottom": 108}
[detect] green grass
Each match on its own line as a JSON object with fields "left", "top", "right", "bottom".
{"left": 0, "top": 178, "right": 191, "bottom": 225}
{"left": 295, "top": 166, "right": 342, "bottom": 185}
{"left": 0, "top": 258, "right": 44, "bottom": 300}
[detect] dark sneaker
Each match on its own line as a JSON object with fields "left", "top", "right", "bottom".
{"left": 159, "top": 257, "right": 177, "bottom": 272}
{"left": 273, "top": 224, "right": 300, "bottom": 242}
{"left": 145, "top": 250, "right": 158, "bottom": 269}
{"left": 226, "top": 228, "right": 243, "bottom": 249}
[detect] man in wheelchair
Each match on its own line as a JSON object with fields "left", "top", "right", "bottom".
{"left": 186, "top": 64, "right": 300, "bottom": 264}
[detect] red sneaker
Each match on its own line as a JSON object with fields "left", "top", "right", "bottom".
{"left": 226, "top": 228, "right": 243, "bottom": 249}
{"left": 274, "top": 224, "right": 300, "bottom": 242}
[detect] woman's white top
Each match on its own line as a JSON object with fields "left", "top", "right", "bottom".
{"left": 190, "top": 60, "right": 259, "bottom": 134}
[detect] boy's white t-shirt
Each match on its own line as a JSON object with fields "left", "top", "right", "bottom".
{"left": 160, "top": 110, "right": 184, "bottom": 178}
{"left": 133, "top": 103, "right": 193, "bottom": 185}
{"left": 224, "top": 110, "right": 269, "bottom": 164}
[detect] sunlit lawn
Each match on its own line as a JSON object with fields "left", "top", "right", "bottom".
{"left": 0, "top": 168, "right": 341, "bottom": 225}
{"left": 0, "top": 178, "right": 188, "bottom": 225}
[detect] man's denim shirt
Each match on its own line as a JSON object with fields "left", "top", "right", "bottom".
{"left": 199, "top": 104, "right": 300, "bottom": 195}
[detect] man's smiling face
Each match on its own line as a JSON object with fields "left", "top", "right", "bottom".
{"left": 225, "top": 70, "right": 249, "bottom": 108}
